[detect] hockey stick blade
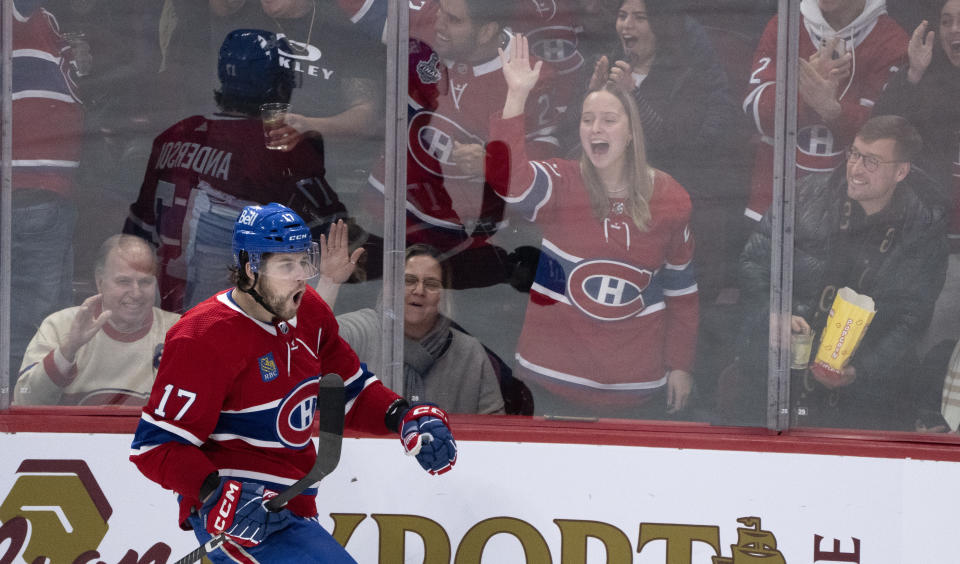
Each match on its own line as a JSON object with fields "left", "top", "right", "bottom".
{"left": 173, "top": 373, "right": 345, "bottom": 564}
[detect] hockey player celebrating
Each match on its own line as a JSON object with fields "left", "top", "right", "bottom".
{"left": 488, "top": 35, "right": 698, "bottom": 419}
{"left": 129, "top": 203, "right": 457, "bottom": 561}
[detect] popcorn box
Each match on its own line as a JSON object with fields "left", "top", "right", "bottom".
{"left": 813, "top": 287, "right": 876, "bottom": 372}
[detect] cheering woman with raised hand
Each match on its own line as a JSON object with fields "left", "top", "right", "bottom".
{"left": 486, "top": 34, "right": 699, "bottom": 420}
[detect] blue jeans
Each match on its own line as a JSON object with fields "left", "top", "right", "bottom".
{"left": 184, "top": 206, "right": 236, "bottom": 310}
{"left": 186, "top": 513, "right": 357, "bottom": 563}
{"left": 10, "top": 191, "right": 77, "bottom": 387}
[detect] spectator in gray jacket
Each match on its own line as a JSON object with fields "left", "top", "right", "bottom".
{"left": 317, "top": 226, "right": 505, "bottom": 415}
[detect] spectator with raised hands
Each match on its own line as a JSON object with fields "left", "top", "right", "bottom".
{"left": 742, "top": 0, "right": 908, "bottom": 223}
{"left": 876, "top": 0, "right": 960, "bottom": 352}
{"left": 316, "top": 225, "right": 507, "bottom": 415}
{"left": 15, "top": 235, "right": 180, "bottom": 406}
{"left": 586, "top": 0, "right": 742, "bottom": 300}
{"left": 485, "top": 34, "right": 698, "bottom": 419}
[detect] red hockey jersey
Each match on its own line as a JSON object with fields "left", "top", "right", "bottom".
{"left": 488, "top": 115, "right": 698, "bottom": 407}
{"left": 12, "top": 6, "right": 83, "bottom": 196}
{"left": 124, "top": 114, "right": 347, "bottom": 312}
{"left": 742, "top": 5, "right": 907, "bottom": 220}
{"left": 368, "top": 33, "right": 564, "bottom": 256}
{"left": 129, "top": 287, "right": 402, "bottom": 526}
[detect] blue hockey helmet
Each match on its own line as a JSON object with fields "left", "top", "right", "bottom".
{"left": 233, "top": 203, "right": 314, "bottom": 273}
{"left": 217, "top": 29, "right": 295, "bottom": 104}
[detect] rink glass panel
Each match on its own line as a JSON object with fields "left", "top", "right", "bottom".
{"left": 2, "top": 0, "right": 958, "bottom": 439}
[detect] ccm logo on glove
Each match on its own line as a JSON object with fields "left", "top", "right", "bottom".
{"left": 212, "top": 480, "right": 242, "bottom": 532}
{"left": 201, "top": 479, "right": 288, "bottom": 547}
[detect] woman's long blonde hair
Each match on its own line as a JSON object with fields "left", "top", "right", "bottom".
{"left": 578, "top": 82, "right": 655, "bottom": 231}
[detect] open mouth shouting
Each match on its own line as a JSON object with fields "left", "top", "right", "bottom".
{"left": 591, "top": 140, "right": 611, "bottom": 157}
{"left": 946, "top": 37, "right": 960, "bottom": 65}
{"left": 620, "top": 34, "right": 639, "bottom": 51}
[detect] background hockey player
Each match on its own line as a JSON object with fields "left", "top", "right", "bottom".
{"left": 208, "top": 0, "right": 386, "bottom": 187}
{"left": 124, "top": 29, "right": 355, "bottom": 313}
{"left": 129, "top": 203, "right": 457, "bottom": 562}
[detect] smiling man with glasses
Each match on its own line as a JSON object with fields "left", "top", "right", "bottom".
{"left": 844, "top": 136, "right": 911, "bottom": 216}
{"left": 735, "top": 115, "right": 950, "bottom": 431}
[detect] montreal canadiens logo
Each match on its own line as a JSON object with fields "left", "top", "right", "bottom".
{"left": 526, "top": 28, "right": 581, "bottom": 67}
{"left": 528, "top": 0, "right": 558, "bottom": 20}
{"left": 276, "top": 378, "right": 320, "bottom": 449}
{"left": 567, "top": 260, "right": 651, "bottom": 321}
{"left": 409, "top": 112, "right": 484, "bottom": 179}
{"left": 797, "top": 124, "right": 843, "bottom": 160}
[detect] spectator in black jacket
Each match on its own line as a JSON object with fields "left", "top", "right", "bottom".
{"left": 732, "top": 115, "right": 949, "bottom": 430}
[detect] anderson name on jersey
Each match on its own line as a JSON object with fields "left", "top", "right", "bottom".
{"left": 124, "top": 114, "right": 347, "bottom": 312}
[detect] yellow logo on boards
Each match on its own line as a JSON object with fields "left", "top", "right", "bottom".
{"left": 0, "top": 460, "right": 110, "bottom": 563}
{"left": 0, "top": 459, "right": 172, "bottom": 563}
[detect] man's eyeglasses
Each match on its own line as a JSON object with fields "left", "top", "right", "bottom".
{"left": 845, "top": 147, "right": 901, "bottom": 172}
{"left": 404, "top": 275, "right": 443, "bottom": 293}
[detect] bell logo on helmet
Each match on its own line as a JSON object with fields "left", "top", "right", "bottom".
{"left": 239, "top": 209, "right": 259, "bottom": 226}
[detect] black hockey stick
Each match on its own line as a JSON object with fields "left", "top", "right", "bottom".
{"left": 173, "top": 373, "right": 345, "bottom": 564}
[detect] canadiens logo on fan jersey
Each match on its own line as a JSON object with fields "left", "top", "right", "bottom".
{"left": 528, "top": 0, "right": 558, "bottom": 19}
{"left": 797, "top": 124, "right": 839, "bottom": 158}
{"left": 796, "top": 124, "right": 844, "bottom": 173}
{"left": 259, "top": 353, "right": 279, "bottom": 382}
{"left": 527, "top": 30, "right": 581, "bottom": 70}
{"left": 567, "top": 260, "right": 651, "bottom": 321}
{"left": 408, "top": 112, "right": 485, "bottom": 178}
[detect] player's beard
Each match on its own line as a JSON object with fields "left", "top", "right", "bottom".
{"left": 256, "top": 276, "right": 305, "bottom": 321}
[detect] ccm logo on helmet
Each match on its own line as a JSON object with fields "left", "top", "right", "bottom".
{"left": 213, "top": 480, "right": 242, "bottom": 532}
{"left": 289, "top": 233, "right": 308, "bottom": 240}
